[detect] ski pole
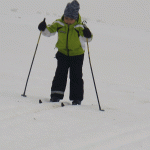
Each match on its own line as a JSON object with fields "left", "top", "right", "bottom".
{"left": 86, "top": 39, "right": 104, "bottom": 111}
{"left": 21, "top": 31, "right": 42, "bottom": 97}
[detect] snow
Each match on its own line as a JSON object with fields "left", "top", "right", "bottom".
{"left": 0, "top": 0, "right": 150, "bottom": 149}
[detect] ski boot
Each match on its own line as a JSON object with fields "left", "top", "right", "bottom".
{"left": 50, "top": 96, "right": 60, "bottom": 102}
{"left": 72, "top": 100, "right": 81, "bottom": 105}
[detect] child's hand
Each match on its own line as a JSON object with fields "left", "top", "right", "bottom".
{"left": 83, "top": 27, "right": 92, "bottom": 38}
{"left": 38, "top": 18, "right": 46, "bottom": 31}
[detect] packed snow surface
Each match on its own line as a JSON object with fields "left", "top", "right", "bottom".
{"left": 0, "top": 0, "right": 150, "bottom": 149}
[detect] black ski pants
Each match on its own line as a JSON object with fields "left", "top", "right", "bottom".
{"left": 51, "top": 51, "right": 84, "bottom": 101}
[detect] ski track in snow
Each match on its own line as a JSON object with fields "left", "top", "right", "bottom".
{"left": 1, "top": 1, "right": 150, "bottom": 149}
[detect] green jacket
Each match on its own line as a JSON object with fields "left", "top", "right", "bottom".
{"left": 42, "top": 14, "right": 93, "bottom": 56}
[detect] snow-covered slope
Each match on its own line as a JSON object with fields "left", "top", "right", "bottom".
{"left": 0, "top": 0, "right": 150, "bottom": 150}
{"left": 1, "top": 0, "right": 150, "bottom": 31}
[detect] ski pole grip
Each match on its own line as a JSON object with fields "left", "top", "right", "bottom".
{"left": 82, "top": 20, "right": 87, "bottom": 28}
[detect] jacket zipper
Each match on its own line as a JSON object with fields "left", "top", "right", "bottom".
{"left": 66, "top": 25, "right": 69, "bottom": 56}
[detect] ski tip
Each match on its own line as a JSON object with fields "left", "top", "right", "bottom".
{"left": 39, "top": 99, "right": 42, "bottom": 104}
{"left": 61, "top": 102, "right": 65, "bottom": 107}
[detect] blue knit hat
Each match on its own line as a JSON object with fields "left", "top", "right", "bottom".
{"left": 64, "top": 0, "right": 80, "bottom": 20}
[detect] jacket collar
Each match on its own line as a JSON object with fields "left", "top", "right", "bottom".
{"left": 61, "top": 14, "right": 82, "bottom": 27}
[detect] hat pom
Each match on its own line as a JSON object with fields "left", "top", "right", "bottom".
{"left": 71, "top": 0, "right": 80, "bottom": 11}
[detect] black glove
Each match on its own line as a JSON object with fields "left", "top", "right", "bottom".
{"left": 83, "top": 27, "right": 92, "bottom": 38}
{"left": 38, "top": 18, "right": 46, "bottom": 31}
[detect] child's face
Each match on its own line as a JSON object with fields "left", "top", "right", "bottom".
{"left": 64, "top": 17, "right": 76, "bottom": 25}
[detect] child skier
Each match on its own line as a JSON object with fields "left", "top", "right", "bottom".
{"left": 38, "top": 0, "right": 93, "bottom": 105}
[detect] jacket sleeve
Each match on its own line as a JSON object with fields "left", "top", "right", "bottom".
{"left": 42, "top": 20, "right": 58, "bottom": 37}
{"left": 77, "top": 25, "right": 93, "bottom": 42}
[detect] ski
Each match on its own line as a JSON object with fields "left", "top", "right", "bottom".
{"left": 39, "top": 99, "right": 69, "bottom": 107}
